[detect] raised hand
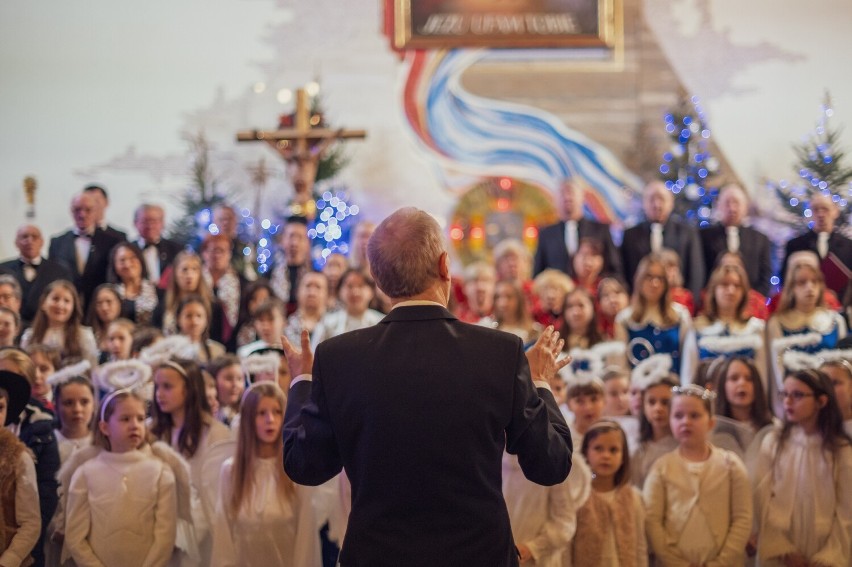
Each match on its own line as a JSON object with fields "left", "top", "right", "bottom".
{"left": 525, "top": 326, "right": 571, "bottom": 383}
{"left": 281, "top": 330, "right": 314, "bottom": 379}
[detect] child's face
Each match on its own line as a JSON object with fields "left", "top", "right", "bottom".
{"left": 493, "top": 283, "right": 519, "bottom": 321}
{"left": 43, "top": 286, "right": 75, "bottom": 325}
{"left": 567, "top": 392, "right": 604, "bottom": 433}
{"left": 205, "top": 384, "right": 219, "bottom": 416}
{"left": 216, "top": 364, "right": 245, "bottom": 408}
{"left": 0, "top": 311, "right": 18, "bottom": 345}
{"left": 30, "top": 352, "right": 54, "bottom": 400}
{"left": 248, "top": 288, "right": 271, "bottom": 315}
{"left": 176, "top": 259, "right": 202, "bottom": 292}
{"left": 253, "top": 312, "right": 285, "bottom": 344}
{"left": 823, "top": 365, "right": 852, "bottom": 417}
{"left": 584, "top": 429, "right": 623, "bottom": 482}
{"left": 255, "top": 395, "right": 284, "bottom": 446}
{"left": 100, "top": 396, "right": 146, "bottom": 453}
{"left": 58, "top": 382, "right": 94, "bottom": 431}
{"left": 178, "top": 302, "right": 207, "bottom": 341}
{"left": 781, "top": 377, "right": 824, "bottom": 429}
{"left": 563, "top": 293, "right": 594, "bottom": 333}
{"left": 628, "top": 383, "right": 643, "bottom": 416}
{"left": 640, "top": 265, "right": 667, "bottom": 304}
{"left": 599, "top": 285, "right": 628, "bottom": 318}
{"left": 340, "top": 274, "right": 373, "bottom": 314}
{"left": 573, "top": 244, "right": 604, "bottom": 281}
{"left": 643, "top": 383, "right": 673, "bottom": 435}
{"left": 107, "top": 327, "right": 133, "bottom": 360}
{"left": 154, "top": 367, "right": 188, "bottom": 416}
{"left": 95, "top": 290, "right": 121, "bottom": 323}
{"left": 538, "top": 284, "right": 564, "bottom": 314}
{"left": 724, "top": 360, "right": 755, "bottom": 414}
{"left": 714, "top": 272, "right": 745, "bottom": 313}
{"left": 791, "top": 267, "right": 821, "bottom": 312}
{"left": 670, "top": 394, "right": 714, "bottom": 450}
{"left": 603, "top": 377, "right": 630, "bottom": 417}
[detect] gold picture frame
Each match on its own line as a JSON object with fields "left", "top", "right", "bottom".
{"left": 392, "top": 0, "right": 617, "bottom": 49}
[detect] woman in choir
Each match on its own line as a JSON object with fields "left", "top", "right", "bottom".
{"left": 752, "top": 369, "right": 852, "bottom": 567}
{"left": 681, "top": 264, "right": 766, "bottom": 387}
{"left": 158, "top": 250, "right": 219, "bottom": 336}
{"left": 571, "top": 421, "right": 647, "bottom": 567}
{"left": 615, "top": 254, "right": 691, "bottom": 373}
{"left": 212, "top": 382, "right": 320, "bottom": 567}
{"left": 597, "top": 276, "right": 629, "bottom": 340}
{"left": 531, "top": 269, "right": 573, "bottom": 328}
{"left": 644, "top": 385, "right": 752, "bottom": 566}
{"left": 107, "top": 241, "right": 161, "bottom": 327}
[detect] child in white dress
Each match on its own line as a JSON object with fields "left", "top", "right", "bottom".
{"left": 629, "top": 355, "right": 679, "bottom": 488}
{"left": 571, "top": 421, "right": 647, "bottom": 567}
{"left": 644, "top": 384, "right": 753, "bottom": 566}
{"left": 752, "top": 369, "right": 852, "bottom": 567}
{"left": 62, "top": 389, "right": 190, "bottom": 567}
{"left": 212, "top": 382, "right": 320, "bottom": 567}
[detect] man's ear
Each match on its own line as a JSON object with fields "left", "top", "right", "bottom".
{"left": 438, "top": 251, "right": 451, "bottom": 281}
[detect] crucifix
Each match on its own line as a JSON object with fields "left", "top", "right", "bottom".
{"left": 237, "top": 88, "right": 366, "bottom": 219}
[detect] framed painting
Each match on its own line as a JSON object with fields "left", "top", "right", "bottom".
{"left": 391, "top": 0, "right": 618, "bottom": 49}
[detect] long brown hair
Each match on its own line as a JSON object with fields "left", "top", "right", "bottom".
{"left": 779, "top": 369, "right": 851, "bottom": 454}
{"left": 149, "top": 358, "right": 212, "bottom": 459}
{"left": 630, "top": 254, "right": 678, "bottom": 327}
{"left": 30, "top": 280, "right": 86, "bottom": 361}
{"left": 714, "top": 356, "right": 773, "bottom": 428}
{"left": 581, "top": 420, "right": 631, "bottom": 487}
{"left": 229, "top": 383, "right": 294, "bottom": 517}
{"left": 777, "top": 262, "right": 826, "bottom": 313}
{"left": 703, "top": 264, "right": 751, "bottom": 323}
{"left": 164, "top": 252, "right": 214, "bottom": 320}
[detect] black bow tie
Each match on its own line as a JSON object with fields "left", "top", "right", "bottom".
{"left": 20, "top": 259, "right": 38, "bottom": 268}
{"left": 142, "top": 241, "right": 160, "bottom": 250}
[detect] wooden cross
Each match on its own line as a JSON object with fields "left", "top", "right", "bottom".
{"left": 236, "top": 88, "right": 366, "bottom": 162}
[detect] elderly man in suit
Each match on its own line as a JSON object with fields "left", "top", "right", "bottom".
{"left": 621, "top": 180, "right": 706, "bottom": 297}
{"left": 782, "top": 193, "right": 852, "bottom": 296}
{"left": 700, "top": 184, "right": 773, "bottom": 295}
{"left": 0, "top": 224, "right": 73, "bottom": 325}
{"left": 534, "top": 179, "right": 622, "bottom": 278}
{"left": 47, "top": 192, "right": 125, "bottom": 309}
{"left": 282, "top": 207, "right": 573, "bottom": 567}
{"left": 133, "top": 203, "right": 183, "bottom": 285}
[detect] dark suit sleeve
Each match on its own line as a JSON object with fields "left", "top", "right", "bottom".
{"left": 600, "top": 225, "right": 623, "bottom": 278}
{"left": 683, "top": 226, "right": 706, "bottom": 299}
{"left": 282, "top": 350, "right": 344, "bottom": 486}
{"left": 504, "top": 341, "right": 572, "bottom": 486}
{"left": 755, "top": 233, "right": 773, "bottom": 296}
{"left": 533, "top": 238, "right": 548, "bottom": 277}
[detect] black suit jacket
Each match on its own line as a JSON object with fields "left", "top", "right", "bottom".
{"left": 533, "top": 218, "right": 622, "bottom": 278}
{"left": 0, "top": 257, "right": 73, "bottom": 324}
{"left": 700, "top": 224, "right": 773, "bottom": 295}
{"left": 136, "top": 237, "right": 184, "bottom": 277}
{"left": 47, "top": 228, "right": 125, "bottom": 309}
{"left": 621, "top": 218, "right": 706, "bottom": 298}
{"left": 782, "top": 229, "right": 852, "bottom": 285}
{"left": 283, "top": 305, "right": 572, "bottom": 567}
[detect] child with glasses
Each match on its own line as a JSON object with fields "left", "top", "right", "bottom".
{"left": 753, "top": 369, "right": 852, "bottom": 567}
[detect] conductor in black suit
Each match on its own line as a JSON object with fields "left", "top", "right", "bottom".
{"left": 282, "top": 207, "right": 573, "bottom": 567}
{"left": 0, "top": 224, "right": 73, "bottom": 325}
{"left": 534, "top": 179, "right": 622, "bottom": 278}
{"left": 782, "top": 193, "right": 852, "bottom": 294}
{"left": 47, "top": 192, "right": 125, "bottom": 309}
{"left": 133, "top": 203, "right": 184, "bottom": 284}
{"left": 700, "top": 184, "right": 773, "bottom": 295}
{"left": 621, "top": 180, "right": 705, "bottom": 297}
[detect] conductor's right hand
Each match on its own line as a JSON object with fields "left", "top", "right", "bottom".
{"left": 525, "top": 326, "right": 570, "bottom": 383}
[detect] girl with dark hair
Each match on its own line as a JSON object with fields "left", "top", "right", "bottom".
{"left": 712, "top": 356, "right": 776, "bottom": 459}
{"left": 753, "top": 369, "right": 852, "bottom": 567}
{"left": 559, "top": 288, "right": 604, "bottom": 351}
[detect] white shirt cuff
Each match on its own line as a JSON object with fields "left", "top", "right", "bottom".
{"left": 533, "top": 380, "right": 552, "bottom": 392}
{"left": 289, "top": 374, "right": 313, "bottom": 388}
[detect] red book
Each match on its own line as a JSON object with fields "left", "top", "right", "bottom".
{"left": 821, "top": 252, "right": 851, "bottom": 297}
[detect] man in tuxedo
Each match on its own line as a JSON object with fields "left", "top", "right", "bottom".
{"left": 83, "top": 184, "right": 128, "bottom": 240}
{"left": 47, "top": 192, "right": 125, "bottom": 309}
{"left": 282, "top": 207, "right": 573, "bottom": 567}
{"left": 700, "top": 184, "right": 773, "bottom": 295}
{"left": 621, "top": 180, "right": 705, "bottom": 297}
{"left": 133, "top": 203, "right": 183, "bottom": 285}
{"left": 782, "top": 193, "right": 852, "bottom": 295}
{"left": 0, "top": 224, "right": 73, "bottom": 325}
{"left": 534, "top": 179, "right": 621, "bottom": 277}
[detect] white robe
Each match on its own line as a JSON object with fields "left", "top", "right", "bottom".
{"left": 64, "top": 447, "right": 177, "bottom": 567}
{"left": 753, "top": 426, "right": 852, "bottom": 567}
{"left": 211, "top": 457, "right": 321, "bottom": 567}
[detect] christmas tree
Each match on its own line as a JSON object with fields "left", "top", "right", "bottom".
{"left": 769, "top": 93, "right": 852, "bottom": 228}
{"left": 657, "top": 95, "right": 721, "bottom": 226}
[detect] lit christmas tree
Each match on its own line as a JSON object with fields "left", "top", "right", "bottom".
{"left": 767, "top": 93, "right": 852, "bottom": 229}
{"left": 657, "top": 95, "right": 721, "bottom": 226}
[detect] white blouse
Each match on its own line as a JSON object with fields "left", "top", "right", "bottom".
{"left": 211, "top": 457, "right": 321, "bottom": 567}
{"left": 55, "top": 430, "right": 93, "bottom": 465}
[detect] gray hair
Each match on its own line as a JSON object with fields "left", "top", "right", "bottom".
{"left": 367, "top": 208, "right": 445, "bottom": 299}
{"left": 0, "top": 275, "right": 22, "bottom": 301}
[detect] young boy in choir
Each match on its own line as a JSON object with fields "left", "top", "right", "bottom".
{"left": 212, "top": 382, "right": 320, "bottom": 567}
{"left": 644, "top": 385, "right": 752, "bottom": 566}
{"left": 752, "top": 369, "right": 852, "bottom": 567}
{"left": 237, "top": 298, "right": 287, "bottom": 358}
{"left": 572, "top": 421, "right": 647, "bottom": 567}
{"left": 0, "top": 370, "right": 41, "bottom": 567}
{"left": 564, "top": 375, "right": 606, "bottom": 450}
{"left": 62, "top": 388, "right": 186, "bottom": 567}
{"left": 208, "top": 355, "right": 245, "bottom": 428}
{"left": 629, "top": 355, "right": 679, "bottom": 488}
{"left": 25, "top": 343, "right": 60, "bottom": 412}
{"left": 0, "top": 306, "right": 20, "bottom": 348}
